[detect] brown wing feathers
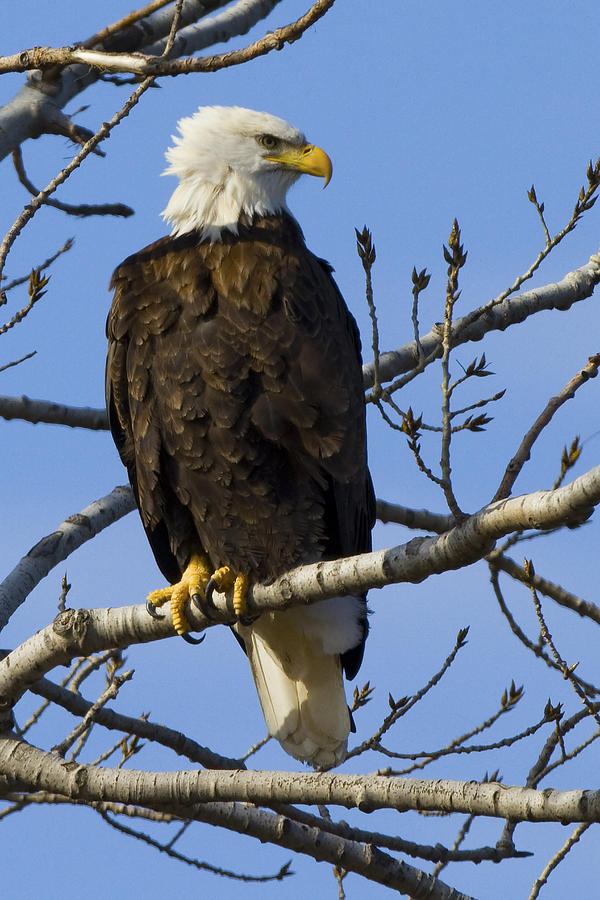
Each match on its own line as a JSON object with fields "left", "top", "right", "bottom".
{"left": 106, "top": 211, "right": 374, "bottom": 644}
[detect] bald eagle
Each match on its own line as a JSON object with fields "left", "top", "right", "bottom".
{"left": 106, "top": 107, "right": 375, "bottom": 768}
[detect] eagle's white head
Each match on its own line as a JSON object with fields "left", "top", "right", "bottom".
{"left": 161, "top": 106, "right": 332, "bottom": 239}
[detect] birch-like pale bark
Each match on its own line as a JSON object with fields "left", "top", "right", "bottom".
{"left": 1, "top": 465, "right": 599, "bottom": 709}
{"left": 0, "top": 745, "right": 475, "bottom": 900}
{"left": 0, "top": 486, "right": 135, "bottom": 631}
{"left": 2, "top": 736, "right": 600, "bottom": 827}
{"left": 363, "top": 252, "right": 600, "bottom": 390}
{"left": 0, "top": 0, "right": 307, "bottom": 161}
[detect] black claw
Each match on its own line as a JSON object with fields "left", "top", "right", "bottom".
{"left": 180, "top": 632, "right": 205, "bottom": 646}
{"left": 238, "top": 614, "right": 259, "bottom": 627}
{"left": 146, "top": 598, "right": 165, "bottom": 620}
{"left": 191, "top": 591, "right": 205, "bottom": 612}
{"left": 195, "top": 580, "right": 220, "bottom": 620}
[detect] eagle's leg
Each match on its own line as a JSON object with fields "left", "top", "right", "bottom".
{"left": 146, "top": 553, "right": 212, "bottom": 645}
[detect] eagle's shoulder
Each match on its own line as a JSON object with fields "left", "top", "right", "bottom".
{"left": 110, "top": 231, "right": 201, "bottom": 285}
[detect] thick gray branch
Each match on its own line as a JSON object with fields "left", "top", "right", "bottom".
{"left": 3, "top": 736, "right": 600, "bottom": 826}
{"left": 0, "top": 739, "right": 471, "bottom": 900}
{"left": 247, "top": 463, "right": 600, "bottom": 614}
{"left": 0, "top": 0, "right": 284, "bottom": 162}
{"left": 142, "top": 0, "right": 283, "bottom": 59}
{"left": 363, "top": 252, "right": 600, "bottom": 389}
{"left": 1, "top": 466, "right": 599, "bottom": 709}
{"left": 0, "top": 486, "right": 135, "bottom": 632}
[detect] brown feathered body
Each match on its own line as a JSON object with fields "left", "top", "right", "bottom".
{"left": 106, "top": 211, "right": 374, "bottom": 766}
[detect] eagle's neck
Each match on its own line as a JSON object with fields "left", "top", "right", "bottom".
{"left": 162, "top": 169, "right": 296, "bottom": 241}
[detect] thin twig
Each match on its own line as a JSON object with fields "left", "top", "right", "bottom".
{"left": 0, "top": 352, "right": 36, "bottom": 374}
{"left": 333, "top": 865, "right": 347, "bottom": 899}
{"left": 489, "top": 551, "right": 600, "bottom": 626}
{"left": 453, "top": 159, "right": 600, "bottom": 343}
{"left": 432, "top": 814, "right": 475, "bottom": 878}
{"left": 82, "top": 0, "right": 177, "bottom": 49}
{"left": 439, "top": 219, "right": 467, "bottom": 519}
{"left": 527, "top": 559, "right": 600, "bottom": 729}
{"left": 489, "top": 565, "right": 600, "bottom": 698}
{"left": 528, "top": 823, "right": 590, "bottom": 900}
{"left": 356, "top": 226, "right": 380, "bottom": 395}
{"left": 240, "top": 734, "right": 271, "bottom": 761}
{"left": 0, "top": 0, "right": 187, "bottom": 287}
{"left": 347, "top": 627, "right": 469, "bottom": 759}
{"left": 51, "top": 670, "right": 134, "bottom": 758}
{"left": 0, "top": 269, "right": 50, "bottom": 335}
{"left": 28, "top": 673, "right": 244, "bottom": 770}
{"left": 410, "top": 266, "right": 430, "bottom": 359}
{"left": 1, "top": 239, "right": 73, "bottom": 293}
{"left": 494, "top": 355, "right": 600, "bottom": 501}
{"left": 99, "top": 810, "right": 293, "bottom": 882}
{"left": 0, "top": 78, "right": 155, "bottom": 292}
{"left": 12, "top": 147, "right": 133, "bottom": 218}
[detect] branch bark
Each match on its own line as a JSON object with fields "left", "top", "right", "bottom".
{"left": 0, "top": 737, "right": 473, "bottom": 899}
{"left": 0, "top": 2, "right": 334, "bottom": 79}
{"left": 0, "top": 0, "right": 331, "bottom": 162}
{"left": 0, "top": 485, "right": 135, "bottom": 632}
{"left": 363, "top": 252, "right": 600, "bottom": 391}
{"left": 0, "top": 0, "right": 248, "bottom": 159}
{"left": 3, "top": 736, "right": 600, "bottom": 826}
{"left": 0, "top": 395, "right": 109, "bottom": 430}
{"left": 2, "top": 466, "right": 599, "bottom": 707}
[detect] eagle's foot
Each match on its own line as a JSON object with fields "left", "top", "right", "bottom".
{"left": 202, "top": 568, "right": 253, "bottom": 624}
{"left": 146, "top": 553, "right": 212, "bottom": 644}
{"left": 201, "top": 566, "right": 236, "bottom": 619}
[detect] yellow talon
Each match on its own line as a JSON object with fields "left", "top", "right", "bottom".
{"left": 146, "top": 585, "right": 174, "bottom": 608}
{"left": 146, "top": 552, "right": 212, "bottom": 636}
{"left": 233, "top": 573, "right": 249, "bottom": 618}
{"left": 146, "top": 557, "right": 251, "bottom": 633}
{"left": 211, "top": 566, "right": 236, "bottom": 593}
{"left": 170, "top": 584, "right": 190, "bottom": 635}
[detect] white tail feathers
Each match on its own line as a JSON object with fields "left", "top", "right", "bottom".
{"left": 235, "top": 597, "right": 364, "bottom": 769}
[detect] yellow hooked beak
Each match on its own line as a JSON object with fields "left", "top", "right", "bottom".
{"left": 266, "top": 143, "right": 332, "bottom": 187}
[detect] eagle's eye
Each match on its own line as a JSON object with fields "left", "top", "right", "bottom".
{"left": 258, "top": 134, "right": 279, "bottom": 151}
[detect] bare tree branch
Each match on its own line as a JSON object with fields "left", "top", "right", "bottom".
{"left": 0, "top": 738, "right": 473, "bottom": 900}
{"left": 25, "top": 671, "right": 244, "bottom": 770}
{"left": 0, "top": 395, "right": 109, "bottom": 430}
{"left": 0, "top": 78, "right": 156, "bottom": 289}
{"left": 0, "top": 1, "right": 261, "bottom": 161}
{"left": 2, "top": 466, "right": 600, "bottom": 712}
{"left": 0, "top": 2, "right": 335, "bottom": 79}
{"left": 528, "top": 823, "right": 591, "bottom": 900}
{"left": 12, "top": 147, "right": 133, "bottom": 218}
{"left": 363, "top": 252, "right": 600, "bottom": 392}
{"left": 489, "top": 552, "right": 600, "bottom": 626}
{"left": 99, "top": 808, "right": 293, "bottom": 884}
{"left": 494, "top": 354, "right": 600, "bottom": 502}
{"left": 0, "top": 485, "right": 135, "bottom": 631}
{"left": 4, "top": 736, "right": 600, "bottom": 827}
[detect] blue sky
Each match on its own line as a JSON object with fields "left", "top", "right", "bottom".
{"left": 2, "top": 2, "right": 600, "bottom": 897}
